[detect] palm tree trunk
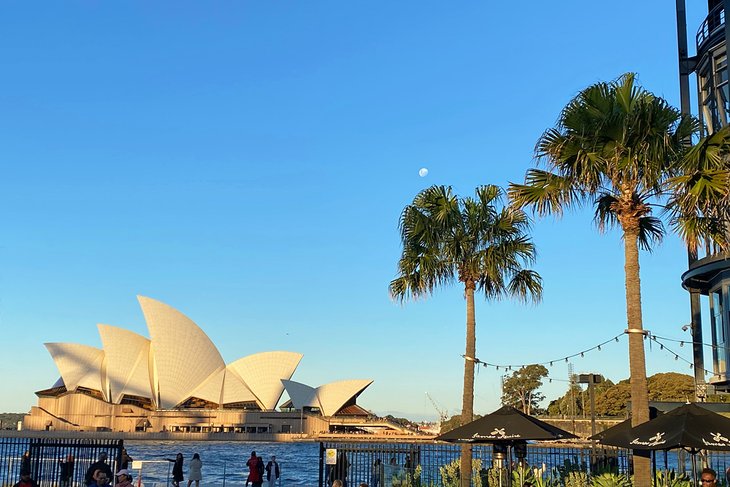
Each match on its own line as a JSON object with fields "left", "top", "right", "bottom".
{"left": 461, "top": 281, "right": 476, "bottom": 487}
{"left": 623, "top": 227, "right": 651, "bottom": 487}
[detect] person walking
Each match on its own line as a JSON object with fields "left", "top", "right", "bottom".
{"left": 265, "top": 455, "right": 280, "bottom": 487}
{"left": 187, "top": 453, "right": 202, "bottom": 487}
{"left": 246, "top": 451, "right": 262, "bottom": 487}
{"left": 167, "top": 453, "right": 184, "bottom": 487}
{"left": 370, "top": 459, "right": 382, "bottom": 487}
{"left": 20, "top": 451, "right": 31, "bottom": 477}
{"left": 119, "top": 449, "right": 133, "bottom": 470}
{"left": 59, "top": 454, "right": 74, "bottom": 487}
{"left": 254, "top": 456, "right": 265, "bottom": 487}
{"left": 327, "top": 452, "right": 349, "bottom": 487}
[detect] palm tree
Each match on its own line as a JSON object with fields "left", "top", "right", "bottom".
{"left": 508, "top": 73, "right": 730, "bottom": 487}
{"left": 390, "top": 184, "right": 542, "bottom": 487}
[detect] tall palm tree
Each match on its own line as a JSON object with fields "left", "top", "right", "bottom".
{"left": 390, "top": 184, "right": 542, "bottom": 487}
{"left": 508, "top": 73, "right": 730, "bottom": 487}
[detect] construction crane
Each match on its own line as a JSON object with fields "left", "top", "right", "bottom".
{"left": 425, "top": 392, "right": 449, "bottom": 425}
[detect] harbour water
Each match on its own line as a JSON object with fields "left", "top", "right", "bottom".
{"left": 124, "top": 441, "right": 319, "bottom": 486}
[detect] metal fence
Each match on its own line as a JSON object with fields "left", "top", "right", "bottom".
{"left": 317, "top": 442, "right": 631, "bottom": 487}
{"left": 0, "top": 437, "right": 124, "bottom": 487}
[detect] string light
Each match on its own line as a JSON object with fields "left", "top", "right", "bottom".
{"left": 470, "top": 333, "right": 625, "bottom": 371}
{"left": 649, "top": 335, "right": 717, "bottom": 378}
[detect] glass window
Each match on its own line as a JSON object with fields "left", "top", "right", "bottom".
{"left": 712, "top": 289, "right": 726, "bottom": 376}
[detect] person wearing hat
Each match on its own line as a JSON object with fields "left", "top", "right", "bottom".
{"left": 115, "top": 469, "right": 134, "bottom": 487}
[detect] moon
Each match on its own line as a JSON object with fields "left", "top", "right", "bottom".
{"left": 418, "top": 168, "right": 429, "bottom": 177}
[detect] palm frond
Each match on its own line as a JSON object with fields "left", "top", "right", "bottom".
{"left": 506, "top": 270, "right": 543, "bottom": 305}
{"left": 594, "top": 193, "right": 619, "bottom": 233}
{"left": 508, "top": 169, "right": 580, "bottom": 216}
{"left": 636, "top": 216, "right": 664, "bottom": 252}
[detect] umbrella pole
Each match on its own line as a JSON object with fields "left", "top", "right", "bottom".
{"left": 691, "top": 451, "right": 698, "bottom": 487}
{"left": 508, "top": 444, "right": 513, "bottom": 487}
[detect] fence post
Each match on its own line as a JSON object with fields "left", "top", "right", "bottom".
{"left": 319, "top": 442, "right": 325, "bottom": 487}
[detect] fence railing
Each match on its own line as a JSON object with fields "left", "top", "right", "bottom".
{"left": 0, "top": 437, "right": 124, "bottom": 487}
{"left": 318, "top": 441, "right": 730, "bottom": 487}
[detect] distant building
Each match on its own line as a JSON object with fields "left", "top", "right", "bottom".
{"left": 24, "top": 296, "right": 372, "bottom": 434}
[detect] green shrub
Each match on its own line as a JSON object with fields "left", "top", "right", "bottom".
{"left": 652, "top": 470, "right": 691, "bottom": 487}
{"left": 591, "top": 472, "right": 632, "bottom": 487}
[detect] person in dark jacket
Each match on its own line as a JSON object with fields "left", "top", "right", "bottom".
{"left": 59, "top": 454, "right": 74, "bottom": 487}
{"left": 119, "top": 448, "right": 133, "bottom": 470}
{"left": 328, "top": 452, "right": 349, "bottom": 487}
{"left": 20, "top": 451, "right": 31, "bottom": 477}
{"left": 167, "top": 453, "right": 184, "bottom": 487}
{"left": 85, "top": 453, "right": 113, "bottom": 486}
{"left": 265, "top": 456, "right": 280, "bottom": 487}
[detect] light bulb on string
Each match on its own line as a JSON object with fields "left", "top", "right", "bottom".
{"left": 597, "top": 345, "right": 601, "bottom": 351}
{"left": 680, "top": 341, "right": 684, "bottom": 347}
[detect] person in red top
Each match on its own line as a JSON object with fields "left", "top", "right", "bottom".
{"left": 14, "top": 472, "right": 39, "bottom": 487}
{"left": 246, "top": 451, "right": 263, "bottom": 487}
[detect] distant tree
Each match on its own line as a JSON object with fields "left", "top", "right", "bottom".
{"left": 590, "top": 373, "right": 695, "bottom": 417}
{"left": 595, "top": 381, "right": 631, "bottom": 417}
{"left": 547, "top": 383, "right": 584, "bottom": 417}
{"left": 439, "top": 413, "right": 483, "bottom": 434}
{"left": 648, "top": 373, "right": 694, "bottom": 402}
{"left": 383, "top": 415, "right": 420, "bottom": 431}
{"left": 501, "top": 364, "right": 548, "bottom": 414}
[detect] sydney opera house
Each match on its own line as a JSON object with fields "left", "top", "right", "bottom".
{"left": 23, "top": 296, "right": 374, "bottom": 435}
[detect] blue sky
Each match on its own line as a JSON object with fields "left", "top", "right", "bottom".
{"left": 0, "top": 1, "right": 714, "bottom": 419}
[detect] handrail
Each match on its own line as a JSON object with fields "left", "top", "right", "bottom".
{"left": 697, "top": 4, "right": 726, "bottom": 50}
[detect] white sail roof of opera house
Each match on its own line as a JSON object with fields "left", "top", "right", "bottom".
{"left": 41, "top": 296, "right": 373, "bottom": 415}
{"left": 45, "top": 343, "right": 105, "bottom": 396}
{"left": 138, "top": 296, "right": 227, "bottom": 409}
{"left": 227, "top": 351, "right": 303, "bottom": 410}
{"left": 97, "top": 324, "right": 151, "bottom": 404}
{"left": 282, "top": 379, "right": 373, "bottom": 416}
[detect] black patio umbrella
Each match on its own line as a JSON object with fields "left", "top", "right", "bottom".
{"left": 596, "top": 403, "right": 730, "bottom": 487}
{"left": 435, "top": 405, "right": 577, "bottom": 443}
{"left": 436, "top": 406, "right": 576, "bottom": 487}
{"left": 596, "top": 403, "right": 730, "bottom": 451}
{"left": 589, "top": 407, "right": 662, "bottom": 445}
